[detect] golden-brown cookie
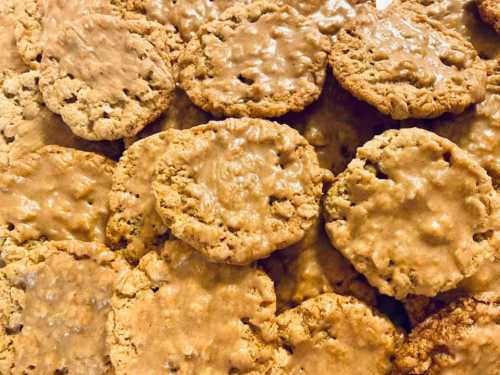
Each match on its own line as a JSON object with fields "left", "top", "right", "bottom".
{"left": 153, "top": 118, "right": 332, "bottom": 265}
{"left": 330, "top": 2, "right": 487, "bottom": 120}
{"left": 394, "top": 298, "right": 500, "bottom": 374}
{"left": 0, "top": 145, "right": 115, "bottom": 245}
{"left": 274, "top": 293, "right": 403, "bottom": 374}
{"left": 40, "top": 14, "right": 176, "bottom": 140}
{"left": 179, "top": 0, "right": 330, "bottom": 118}
{"left": 324, "top": 128, "right": 498, "bottom": 299}
{"left": 108, "top": 240, "right": 279, "bottom": 374}
{"left": 0, "top": 240, "right": 128, "bottom": 374}
{"left": 477, "top": 0, "right": 500, "bottom": 33}
{"left": 0, "top": 0, "right": 29, "bottom": 75}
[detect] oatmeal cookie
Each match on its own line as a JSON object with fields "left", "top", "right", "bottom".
{"left": 477, "top": 0, "right": 500, "bottom": 33}
{"left": 274, "top": 293, "right": 402, "bottom": 374}
{"left": 108, "top": 240, "right": 279, "bottom": 374}
{"left": 0, "top": 145, "right": 115, "bottom": 245}
{"left": 40, "top": 14, "right": 176, "bottom": 141}
{"left": 330, "top": 2, "right": 487, "bottom": 120}
{"left": 107, "top": 130, "right": 178, "bottom": 261}
{"left": 394, "top": 298, "right": 500, "bottom": 374}
{"left": 0, "top": 0, "right": 28, "bottom": 75}
{"left": 153, "top": 118, "right": 331, "bottom": 265}
{"left": 179, "top": 0, "right": 330, "bottom": 118}
{"left": 0, "top": 240, "right": 128, "bottom": 374}
{"left": 324, "top": 128, "right": 498, "bottom": 299}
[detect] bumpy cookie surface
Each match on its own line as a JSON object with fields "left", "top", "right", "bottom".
{"left": 261, "top": 218, "right": 377, "bottom": 312}
{"left": 477, "top": 0, "right": 500, "bottom": 33}
{"left": 0, "top": 240, "right": 127, "bottom": 374}
{"left": 108, "top": 240, "right": 279, "bottom": 374}
{"left": 107, "top": 130, "right": 177, "bottom": 261}
{"left": 40, "top": 14, "right": 176, "bottom": 140}
{"left": 0, "top": 0, "right": 29, "bottom": 75}
{"left": 394, "top": 298, "right": 500, "bottom": 374}
{"left": 179, "top": 0, "right": 330, "bottom": 118}
{"left": 330, "top": 2, "right": 486, "bottom": 120}
{"left": 324, "top": 128, "right": 498, "bottom": 299}
{"left": 0, "top": 145, "right": 115, "bottom": 245}
{"left": 274, "top": 293, "right": 402, "bottom": 374}
{"left": 153, "top": 118, "right": 331, "bottom": 265}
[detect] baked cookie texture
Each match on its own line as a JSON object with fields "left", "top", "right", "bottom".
{"left": 40, "top": 14, "right": 176, "bottom": 141}
{"left": 330, "top": 2, "right": 487, "bottom": 120}
{"left": 0, "top": 240, "right": 128, "bottom": 375}
{"left": 0, "top": 145, "right": 115, "bottom": 245}
{"left": 108, "top": 240, "right": 280, "bottom": 374}
{"left": 107, "top": 130, "right": 177, "bottom": 261}
{"left": 324, "top": 128, "right": 498, "bottom": 299}
{"left": 402, "top": 0, "right": 500, "bottom": 59}
{"left": 477, "top": 0, "right": 500, "bottom": 33}
{"left": 394, "top": 298, "right": 500, "bottom": 374}
{"left": 0, "top": 0, "right": 29, "bottom": 75}
{"left": 179, "top": 0, "right": 330, "bottom": 118}
{"left": 261, "top": 217, "right": 378, "bottom": 312}
{"left": 273, "top": 293, "right": 402, "bottom": 374}
{"left": 153, "top": 118, "right": 332, "bottom": 265}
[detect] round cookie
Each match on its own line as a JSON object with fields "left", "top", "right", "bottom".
{"left": 261, "top": 218, "right": 377, "bottom": 312}
{"left": 477, "top": 0, "right": 500, "bottom": 33}
{"left": 40, "top": 14, "right": 176, "bottom": 141}
{"left": 394, "top": 298, "right": 500, "bottom": 374}
{"left": 14, "top": 0, "right": 119, "bottom": 68}
{"left": 324, "top": 128, "right": 498, "bottom": 299}
{"left": 107, "top": 130, "right": 178, "bottom": 261}
{"left": 330, "top": 2, "right": 487, "bottom": 120}
{"left": 0, "top": 69, "right": 123, "bottom": 169}
{"left": 0, "top": 240, "right": 128, "bottom": 374}
{"left": 152, "top": 118, "right": 332, "bottom": 265}
{"left": 108, "top": 239, "right": 279, "bottom": 374}
{"left": 274, "top": 293, "right": 402, "bottom": 374}
{"left": 0, "top": 0, "right": 29, "bottom": 75}
{"left": 0, "top": 145, "right": 115, "bottom": 245}
{"left": 179, "top": 0, "right": 330, "bottom": 118}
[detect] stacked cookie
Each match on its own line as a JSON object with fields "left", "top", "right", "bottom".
{"left": 0, "top": 0, "right": 499, "bottom": 374}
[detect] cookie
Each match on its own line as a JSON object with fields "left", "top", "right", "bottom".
{"left": 394, "top": 298, "right": 500, "bottom": 374}
{"left": 274, "top": 293, "right": 402, "bottom": 374}
{"left": 330, "top": 2, "right": 487, "bottom": 120}
{"left": 0, "top": 240, "right": 127, "bottom": 374}
{"left": 0, "top": 145, "right": 115, "bottom": 245}
{"left": 261, "top": 217, "right": 377, "bottom": 312}
{"left": 281, "top": 72, "right": 392, "bottom": 175}
{"left": 40, "top": 14, "right": 176, "bottom": 141}
{"left": 123, "top": 88, "right": 211, "bottom": 148}
{"left": 107, "top": 130, "right": 177, "bottom": 261}
{"left": 153, "top": 118, "right": 331, "bottom": 265}
{"left": 0, "top": 0, "right": 29, "bottom": 75}
{"left": 179, "top": 0, "right": 330, "bottom": 118}
{"left": 108, "top": 239, "right": 279, "bottom": 374}
{"left": 477, "top": 0, "right": 500, "bottom": 33}
{"left": 0, "top": 69, "right": 123, "bottom": 169}
{"left": 324, "top": 128, "right": 498, "bottom": 299}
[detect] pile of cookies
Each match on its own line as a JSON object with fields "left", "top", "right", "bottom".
{"left": 0, "top": 0, "right": 498, "bottom": 373}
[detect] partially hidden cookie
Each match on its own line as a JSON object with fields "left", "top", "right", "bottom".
{"left": 281, "top": 72, "right": 392, "bottom": 175}
{"left": 477, "top": 0, "right": 500, "bottom": 33}
{"left": 0, "top": 69, "right": 123, "bottom": 169}
{"left": 179, "top": 0, "right": 330, "bottom": 118}
{"left": 107, "top": 130, "right": 178, "bottom": 261}
{"left": 324, "top": 128, "right": 498, "bottom": 299}
{"left": 394, "top": 298, "right": 500, "bottom": 374}
{"left": 108, "top": 240, "right": 279, "bottom": 374}
{"left": 40, "top": 14, "right": 176, "bottom": 140}
{"left": 274, "top": 293, "right": 402, "bottom": 374}
{"left": 0, "top": 0, "right": 29, "bottom": 75}
{"left": 0, "top": 145, "right": 115, "bottom": 245}
{"left": 402, "top": 0, "right": 500, "bottom": 59}
{"left": 14, "top": 0, "right": 119, "bottom": 68}
{"left": 261, "top": 217, "right": 377, "bottom": 312}
{"left": 153, "top": 118, "right": 332, "bottom": 265}
{"left": 0, "top": 240, "right": 128, "bottom": 374}
{"left": 330, "top": 2, "right": 487, "bottom": 120}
